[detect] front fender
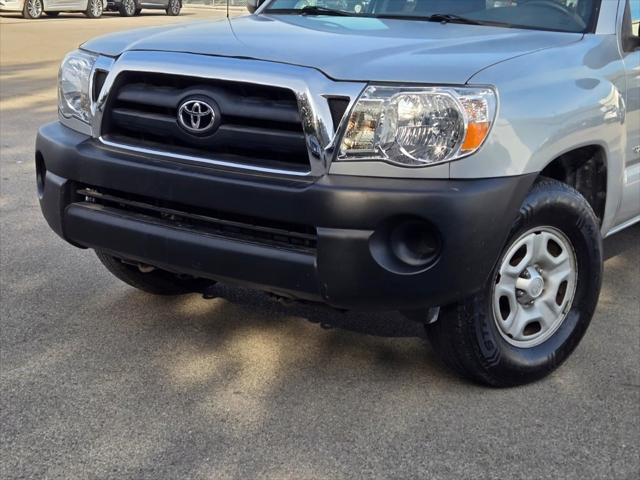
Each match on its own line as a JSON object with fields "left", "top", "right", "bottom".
{"left": 451, "top": 35, "right": 627, "bottom": 232}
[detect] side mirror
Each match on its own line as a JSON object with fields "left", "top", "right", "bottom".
{"left": 247, "top": 0, "right": 265, "bottom": 13}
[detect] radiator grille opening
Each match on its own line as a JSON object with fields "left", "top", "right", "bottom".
{"left": 101, "top": 72, "right": 310, "bottom": 173}
{"left": 328, "top": 97, "right": 351, "bottom": 131}
{"left": 76, "top": 186, "right": 317, "bottom": 253}
{"left": 93, "top": 70, "right": 108, "bottom": 102}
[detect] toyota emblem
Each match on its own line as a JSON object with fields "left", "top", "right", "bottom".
{"left": 177, "top": 99, "right": 217, "bottom": 135}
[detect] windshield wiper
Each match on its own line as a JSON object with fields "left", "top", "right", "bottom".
{"left": 426, "top": 13, "right": 482, "bottom": 25}
{"left": 267, "top": 6, "right": 352, "bottom": 16}
{"left": 373, "top": 13, "right": 485, "bottom": 25}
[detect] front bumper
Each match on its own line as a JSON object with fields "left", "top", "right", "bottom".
{"left": 36, "top": 122, "right": 535, "bottom": 310}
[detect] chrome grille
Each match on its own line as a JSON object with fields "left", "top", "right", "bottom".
{"left": 100, "top": 72, "right": 310, "bottom": 173}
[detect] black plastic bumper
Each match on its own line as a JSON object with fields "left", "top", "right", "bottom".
{"left": 36, "top": 122, "right": 536, "bottom": 310}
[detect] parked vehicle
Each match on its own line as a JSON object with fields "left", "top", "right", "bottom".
{"left": 0, "top": 0, "right": 105, "bottom": 18}
{"left": 36, "top": 0, "right": 639, "bottom": 386}
{"left": 106, "top": 0, "right": 181, "bottom": 16}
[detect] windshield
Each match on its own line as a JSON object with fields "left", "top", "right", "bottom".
{"left": 264, "top": 0, "right": 601, "bottom": 33}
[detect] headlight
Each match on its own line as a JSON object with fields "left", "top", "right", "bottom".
{"left": 337, "top": 85, "right": 497, "bottom": 167}
{"left": 58, "top": 50, "right": 98, "bottom": 124}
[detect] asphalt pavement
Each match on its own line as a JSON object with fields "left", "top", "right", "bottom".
{"left": 1, "top": 8, "right": 639, "bottom": 479}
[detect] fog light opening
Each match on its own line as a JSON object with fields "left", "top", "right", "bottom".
{"left": 390, "top": 220, "right": 439, "bottom": 267}
{"left": 369, "top": 217, "right": 441, "bottom": 275}
{"left": 35, "top": 153, "right": 46, "bottom": 200}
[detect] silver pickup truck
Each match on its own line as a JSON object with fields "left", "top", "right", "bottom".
{"left": 36, "top": 0, "right": 639, "bottom": 386}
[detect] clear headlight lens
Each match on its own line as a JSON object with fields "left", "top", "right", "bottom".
{"left": 58, "top": 50, "right": 97, "bottom": 124}
{"left": 338, "top": 85, "right": 497, "bottom": 167}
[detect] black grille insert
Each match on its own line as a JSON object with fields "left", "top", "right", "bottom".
{"left": 101, "top": 72, "right": 310, "bottom": 173}
{"left": 77, "top": 187, "right": 317, "bottom": 253}
{"left": 328, "top": 97, "right": 351, "bottom": 131}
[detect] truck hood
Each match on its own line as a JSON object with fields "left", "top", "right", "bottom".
{"left": 82, "top": 14, "right": 582, "bottom": 84}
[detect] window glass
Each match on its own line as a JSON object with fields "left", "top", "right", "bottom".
{"left": 631, "top": 0, "right": 639, "bottom": 36}
{"left": 266, "top": 0, "right": 601, "bottom": 33}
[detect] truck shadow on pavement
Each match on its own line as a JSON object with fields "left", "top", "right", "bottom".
{"left": 206, "top": 284, "right": 426, "bottom": 339}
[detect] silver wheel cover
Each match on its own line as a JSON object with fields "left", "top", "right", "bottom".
{"left": 91, "top": 0, "right": 102, "bottom": 16}
{"left": 28, "top": 0, "right": 42, "bottom": 17}
{"left": 492, "top": 226, "right": 578, "bottom": 348}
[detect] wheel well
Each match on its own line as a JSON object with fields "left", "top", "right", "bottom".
{"left": 540, "top": 146, "right": 607, "bottom": 223}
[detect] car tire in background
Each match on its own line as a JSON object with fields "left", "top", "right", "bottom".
{"left": 44, "top": 11, "right": 60, "bottom": 17}
{"left": 22, "top": 0, "right": 44, "bottom": 18}
{"left": 134, "top": 7, "right": 141, "bottom": 15}
{"left": 166, "top": 0, "right": 180, "bottom": 16}
{"left": 85, "top": 0, "right": 103, "bottom": 18}
{"left": 424, "top": 178, "right": 603, "bottom": 387}
{"left": 118, "top": 0, "right": 137, "bottom": 16}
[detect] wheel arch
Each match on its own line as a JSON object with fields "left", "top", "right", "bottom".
{"left": 539, "top": 144, "right": 608, "bottom": 225}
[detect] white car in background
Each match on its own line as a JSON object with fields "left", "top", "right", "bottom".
{"left": 0, "top": 0, "right": 106, "bottom": 18}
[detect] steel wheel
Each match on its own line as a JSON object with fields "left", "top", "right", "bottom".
{"left": 492, "top": 226, "right": 578, "bottom": 348}
{"left": 23, "top": 0, "right": 43, "bottom": 18}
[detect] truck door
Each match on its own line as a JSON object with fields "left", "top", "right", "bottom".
{"left": 617, "top": 0, "right": 640, "bottom": 225}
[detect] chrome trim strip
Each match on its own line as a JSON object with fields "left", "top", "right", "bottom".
{"left": 92, "top": 51, "right": 366, "bottom": 177}
{"left": 59, "top": 111, "right": 92, "bottom": 136}
{"left": 90, "top": 55, "right": 116, "bottom": 117}
{"left": 99, "top": 137, "right": 313, "bottom": 177}
{"left": 604, "top": 214, "right": 640, "bottom": 237}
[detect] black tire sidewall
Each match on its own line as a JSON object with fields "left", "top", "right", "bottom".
{"left": 471, "top": 181, "right": 603, "bottom": 383}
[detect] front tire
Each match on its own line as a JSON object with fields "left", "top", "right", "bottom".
{"left": 166, "top": 0, "right": 180, "bottom": 16}
{"left": 425, "top": 178, "right": 603, "bottom": 387}
{"left": 85, "top": 0, "right": 103, "bottom": 18}
{"left": 96, "top": 251, "right": 212, "bottom": 295}
{"left": 118, "top": 0, "right": 137, "bottom": 16}
{"left": 22, "top": 0, "right": 43, "bottom": 18}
